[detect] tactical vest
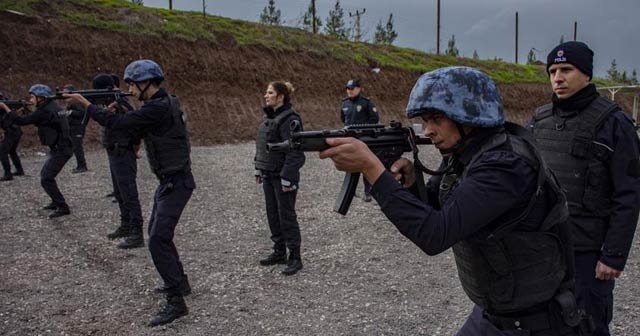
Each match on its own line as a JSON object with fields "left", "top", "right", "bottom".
{"left": 101, "top": 100, "right": 136, "bottom": 150}
{"left": 143, "top": 96, "right": 191, "bottom": 180}
{"left": 254, "top": 109, "right": 297, "bottom": 172}
{"left": 533, "top": 97, "right": 617, "bottom": 249}
{"left": 444, "top": 124, "right": 569, "bottom": 313}
{"left": 38, "top": 101, "right": 70, "bottom": 147}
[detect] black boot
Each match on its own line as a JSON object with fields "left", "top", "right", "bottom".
{"left": 42, "top": 202, "right": 57, "bottom": 210}
{"left": 154, "top": 274, "right": 192, "bottom": 296}
{"left": 12, "top": 170, "right": 24, "bottom": 176}
{"left": 149, "top": 294, "right": 188, "bottom": 327}
{"left": 282, "top": 249, "right": 303, "bottom": 275}
{"left": 107, "top": 225, "right": 129, "bottom": 240}
{"left": 117, "top": 226, "right": 144, "bottom": 249}
{"left": 259, "top": 249, "right": 287, "bottom": 266}
{"left": 0, "top": 174, "right": 12, "bottom": 181}
{"left": 49, "top": 204, "right": 71, "bottom": 219}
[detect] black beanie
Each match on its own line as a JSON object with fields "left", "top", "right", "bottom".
{"left": 546, "top": 41, "right": 594, "bottom": 79}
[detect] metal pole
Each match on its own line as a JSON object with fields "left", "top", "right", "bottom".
{"left": 312, "top": 0, "right": 317, "bottom": 34}
{"left": 437, "top": 0, "right": 441, "bottom": 55}
{"left": 574, "top": 21, "right": 577, "bottom": 41}
{"left": 169, "top": 0, "right": 173, "bottom": 10}
{"left": 203, "top": 0, "right": 206, "bottom": 17}
{"left": 515, "top": 12, "right": 519, "bottom": 64}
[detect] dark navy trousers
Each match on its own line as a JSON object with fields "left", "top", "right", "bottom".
{"left": 0, "top": 131, "right": 23, "bottom": 176}
{"left": 262, "top": 176, "right": 301, "bottom": 252}
{"left": 40, "top": 142, "right": 72, "bottom": 206}
{"left": 457, "top": 305, "right": 579, "bottom": 336}
{"left": 70, "top": 126, "right": 87, "bottom": 169}
{"left": 148, "top": 173, "right": 195, "bottom": 296}
{"left": 575, "top": 251, "right": 614, "bottom": 336}
{"left": 108, "top": 149, "right": 142, "bottom": 228}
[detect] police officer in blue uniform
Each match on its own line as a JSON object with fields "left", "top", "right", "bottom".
{"left": 530, "top": 41, "right": 640, "bottom": 336}
{"left": 0, "top": 85, "right": 72, "bottom": 218}
{"left": 62, "top": 85, "right": 89, "bottom": 174}
{"left": 90, "top": 74, "right": 144, "bottom": 249}
{"left": 321, "top": 67, "right": 591, "bottom": 335}
{"left": 0, "top": 92, "right": 25, "bottom": 181}
{"left": 65, "top": 60, "right": 195, "bottom": 327}
{"left": 255, "top": 81, "right": 306, "bottom": 275}
{"left": 340, "top": 79, "right": 379, "bottom": 201}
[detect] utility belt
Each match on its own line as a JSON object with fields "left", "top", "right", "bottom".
{"left": 105, "top": 143, "right": 134, "bottom": 155}
{"left": 483, "top": 291, "right": 594, "bottom": 335}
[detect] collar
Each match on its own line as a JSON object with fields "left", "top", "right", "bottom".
{"left": 263, "top": 103, "right": 291, "bottom": 118}
{"left": 552, "top": 83, "right": 599, "bottom": 113}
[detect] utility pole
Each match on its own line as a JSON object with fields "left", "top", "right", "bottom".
{"left": 349, "top": 8, "right": 366, "bottom": 42}
{"left": 436, "top": 0, "right": 441, "bottom": 55}
{"left": 203, "top": 0, "right": 206, "bottom": 17}
{"left": 515, "top": 12, "right": 519, "bottom": 64}
{"left": 573, "top": 21, "right": 577, "bottom": 40}
{"left": 311, "top": 0, "right": 317, "bottom": 34}
{"left": 169, "top": 0, "right": 173, "bottom": 10}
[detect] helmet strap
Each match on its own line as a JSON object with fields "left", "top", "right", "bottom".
{"left": 135, "top": 81, "right": 152, "bottom": 101}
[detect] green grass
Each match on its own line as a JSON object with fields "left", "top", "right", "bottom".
{"left": 0, "top": 0, "right": 573, "bottom": 84}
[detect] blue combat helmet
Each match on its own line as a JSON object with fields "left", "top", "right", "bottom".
{"left": 29, "top": 84, "right": 53, "bottom": 97}
{"left": 123, "top": 59, "right": 165, "bottom": 83}
{"left": 405, "top": 66, "right": 504, "bottom": 127}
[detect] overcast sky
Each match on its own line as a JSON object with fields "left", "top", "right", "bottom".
{"left": 143, "top": 0, "right": 639, "bottom": 78}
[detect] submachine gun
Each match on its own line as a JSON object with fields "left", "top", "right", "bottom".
{"left": 267, "top": 121, "right": 448, "bottom": 215}
{"left": 47, "top": 88, "right": 133, "bottom": 105}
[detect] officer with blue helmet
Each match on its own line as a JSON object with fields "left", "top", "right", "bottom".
{"left": 0, "top": 84, "right": 72, "bottom": 218}
{"left": 65, "top": 59, "right": 194, "bottom": 327}
{"left": 530, "top": 41, "right": 640, "bottom": 336}
{"left": 89, "top": 74, "right": 144, "bottom": 249}
{"left": 340, "top": 78, "right": 379, "bottom": 201}
{"left": 320, "top": 67, "right": 591, "bottom": 335}
{"left": 0, "top": 91, "right": 25, "bottom": 181}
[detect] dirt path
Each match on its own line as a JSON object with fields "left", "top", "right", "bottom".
{"left": 0, "top": 144, "right": 638, "bottom": 335}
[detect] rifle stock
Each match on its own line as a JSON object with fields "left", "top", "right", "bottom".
{"left": 268, "top": 121, "right": 436, "bottom": 215}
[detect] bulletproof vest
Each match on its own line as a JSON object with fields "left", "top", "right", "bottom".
{"left": 533, "top": 97, "right": 616, "bottom": 216}
{"left": 342, "top": 95, "right": 371, "bottom": 125}
{"left": 67, "top": 104, "right": 88, "bottom": 127}
{"left": 37, "top": 100, "right": 70, "bottom": 146}
{"left": 143, "top": 95, "right": 191, "bottom": 180}
{"left": 101, "top": 98, "right": 136, "bottom": 149}
{"left": 254, "top": 109, "right": 297, "bottom": 172}
{"left": 446, "top": 124, "right": 569, "bottom": 313}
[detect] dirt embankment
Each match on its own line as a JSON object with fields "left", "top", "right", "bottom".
{"left": 0, "top": 9, "right": 636, "bottom": 149}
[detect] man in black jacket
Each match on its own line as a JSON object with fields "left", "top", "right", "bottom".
{"left": 65, "top": 60, "right": 194, "bottom": 327}
{"left": 530, "top": 41, "right": 640, "bottom": 336}
{"left": 340, "top": 79, "right": 379, "bottom": 201}
{"left": 0, "top": 84, "right": 72, "bottom": 218}
{"left": 0, "top": 92, "right": 25, "bottom": 181}
{"left": 62, "top": 84, "right": 89, "bottom": 174}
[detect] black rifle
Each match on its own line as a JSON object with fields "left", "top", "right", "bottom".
{"left": 1, "top": 99, "right": 32, "bottom": 111}
{"left": 268, "top": 121, "right": 447, "bottom": 215}
{"left": 48, "top": 89, "right": 133, "bottom": 105}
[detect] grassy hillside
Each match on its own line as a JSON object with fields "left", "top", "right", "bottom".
{"left": 0, "top": 0, "right": 554, "bottom": 84}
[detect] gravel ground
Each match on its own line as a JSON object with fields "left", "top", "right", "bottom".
{"left": 0, "top": 144, "right": 638, "bottom": 335}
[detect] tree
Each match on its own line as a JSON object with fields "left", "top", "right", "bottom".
{"left": 131, "top": 0, "right": 143, "bottom": 5}
{"left": 473, "top": 50, "right": 479, "bottom": 60}
{"left": 325, "top": 0, "right": 348, "bottom": 40}
{"left": 445, "top": 34, "right": 459, "bottom": 57}
{"left": 526, "top": 48, "right": 537, "bottom": 65}
{"left": 301, "top": 1, "right": 322, "bottom": 33}
{"left": 373, "top": 13, "right": 398, "bottom": 45}
{"left": 260, "top": 0, "right": 281, "bottom": 26}
{"left": 621, "top": 71, "right": 628, "bottom": 83}
{"left": 631, "top": 69, "right": 638, "bottom": 85}
{"left": 607, "top": 59, "right": 620, "bottom": 82}
{"left": 559, "top": 35, "right": 564, "bottom": 44}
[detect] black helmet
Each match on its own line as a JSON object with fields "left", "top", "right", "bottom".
{"left": 92, "top": 73, "right": 116, "bottom": 90}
